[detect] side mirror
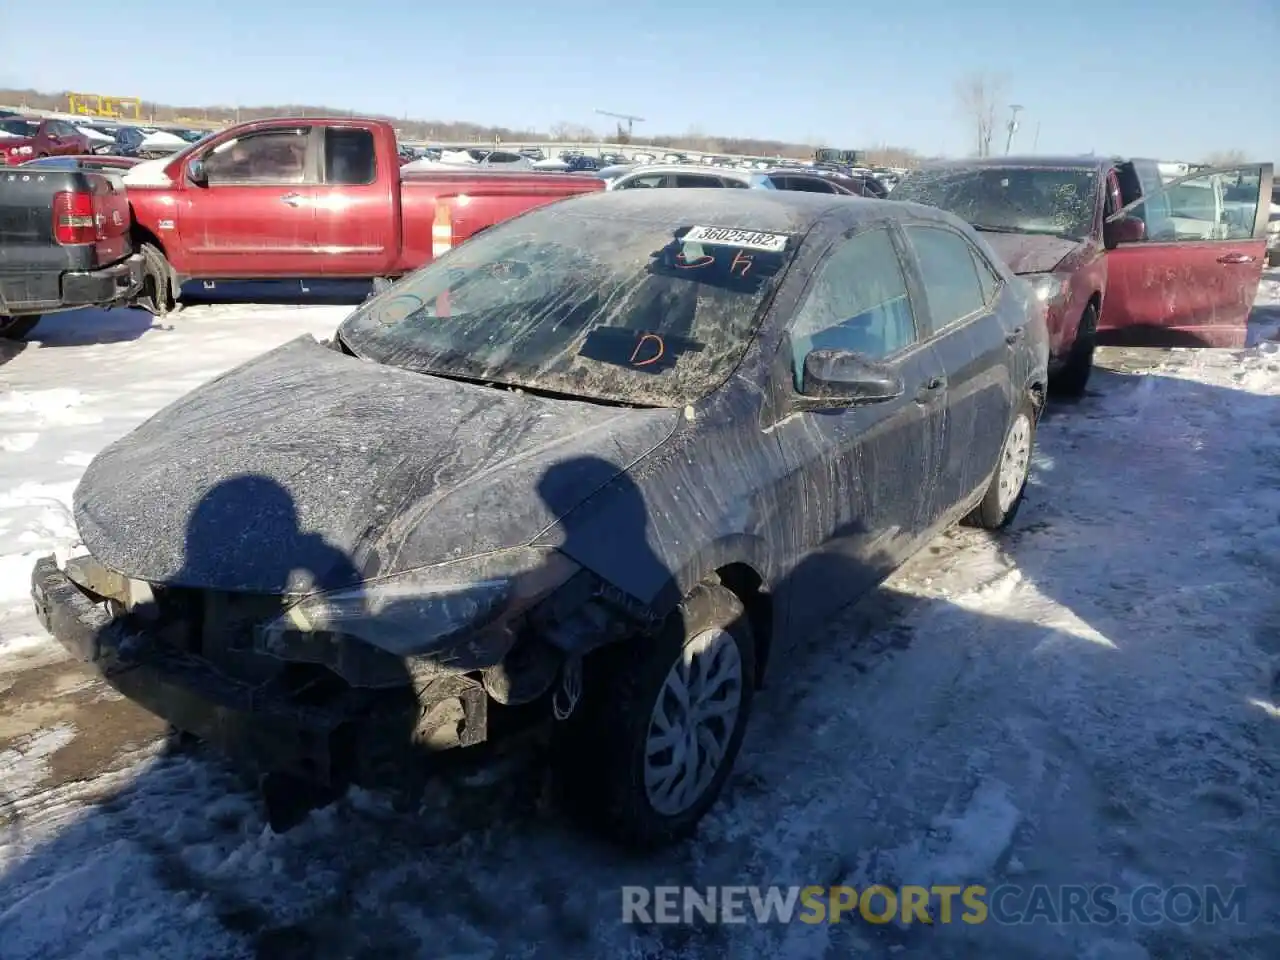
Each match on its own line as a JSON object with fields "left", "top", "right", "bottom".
{"left": 187, "top": 158, "right": 208, "bottom": 186}
{"left": 1104, "top": 215, "right": 1145, "bottom": 248}
{"left": 799, "top": 349, "right": 904, "bottom": 405}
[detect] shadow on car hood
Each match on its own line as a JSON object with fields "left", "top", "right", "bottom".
{"left": 980, "top": 233, "right": 1083, "bottom": 275}
{"left": 74, "top": 335, "right": 678, "bottom": 593}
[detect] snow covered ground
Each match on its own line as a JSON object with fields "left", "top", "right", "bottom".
{"left": 1, "top": 276, "right": 1279, "bottom": 959}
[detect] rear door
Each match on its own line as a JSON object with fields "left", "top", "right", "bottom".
{"left": 313, "top": 125, "right": 398, "bottom": 277}
{"left": 1099, "top": 162, "right": 1273, "bottom": 347}
{"left": 177, "top": 125, "right": 319, "bottom": 277}
{"left": 897, "top": 222, "right": 1016, "bottom": 516}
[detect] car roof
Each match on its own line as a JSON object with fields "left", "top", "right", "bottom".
{"left": 552, "top": 187, "right": 917, "bottom": 235}
{"left": 621, "top": 163, "right": 762, "bottom": 179}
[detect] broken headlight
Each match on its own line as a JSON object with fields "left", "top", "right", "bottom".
{"left": 257, "top": 547, "right": 581, "bottom": 663}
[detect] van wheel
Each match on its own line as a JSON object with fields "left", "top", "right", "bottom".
{"left": 965, "top": 397, "right": 1037, "bottom": 531}
{"left": 1052, "top": 304, "right": 1097, "bottom": 399}
{"left": 0, "top": 316, "right": 40, "bottom": 340}
{"left": 553, "top": 582, "right": 755, "bottom": 848}
{"left": 135, "top": 243, "right": 177, "bottom": 316}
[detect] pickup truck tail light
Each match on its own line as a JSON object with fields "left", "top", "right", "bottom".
{"left": 431, "top": 202, "right": 453, "bottom": 259}
{"left": 53, "top": 191, "right": 100, "bottom": 245}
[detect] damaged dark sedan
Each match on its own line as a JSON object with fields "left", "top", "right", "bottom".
{"left": 32, "top": 189, "right": 1048, "bottom": 847}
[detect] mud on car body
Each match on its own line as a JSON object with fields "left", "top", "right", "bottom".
{"left": 32, "top": 189, "right": 1049, "bottom": 846}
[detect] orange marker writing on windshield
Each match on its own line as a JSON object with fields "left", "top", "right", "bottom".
{"left": 630, "top": 333, "right": 665, "bottom": 366}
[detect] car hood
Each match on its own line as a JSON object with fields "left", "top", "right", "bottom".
{"left": 74, "top": 335, "right": 679, "bottom": 594}
{"left": 979, "top": 233, "right": 1084, "bottom": 275}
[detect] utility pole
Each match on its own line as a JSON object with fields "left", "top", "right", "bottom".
{"left": 1004, "top": 104, "right": 1023, "bottom": 155}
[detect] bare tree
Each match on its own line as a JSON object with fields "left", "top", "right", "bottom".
{"left": 955, "top": 72, "right": 1005, "bottom": 158}
{"left": 1203, "top": 149, "right": 1247, "bottom": 166}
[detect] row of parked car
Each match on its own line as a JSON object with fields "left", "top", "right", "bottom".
{"left": 0, "top": 110, "right": 215, "bottom": 164}
{"left": 7, "top": 110, "right": 1275, "bottom": 843}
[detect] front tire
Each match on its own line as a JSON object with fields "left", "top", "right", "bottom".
{"left": 1052, "top": 304, "right": 1097, "bottom": 399}
{"left": 553, "top": 582, "right": 756, "bottom": 848}
{"left": 0, "top": 316, "right": 40, "bottom": 340}
{"left": 966, "top": 397, "right": 1037, "bottom": 530}
{"left": 135, "top": 243, "right": 177, "bottom": 316}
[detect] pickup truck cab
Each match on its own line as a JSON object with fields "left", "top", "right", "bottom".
{"left": 892, "top": 156, "right": 1274, "bottom": 394}
{"left": 120, "top": 117, "right": 602, "bottom": 310}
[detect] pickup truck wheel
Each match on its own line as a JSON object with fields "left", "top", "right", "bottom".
{"left": 552, "top": 582, "right": 755, "bottom": 848}
{"left": 136, "top": 243, "right": 177, "bottom": 316}
{"left": 0, "top": 316, "right": 40, "bottom": 340}
{"left": 1051, "top": 304, "right": 1097, "bottom": 399}
{"left": 965, "top": 396, "right": 1038, "bottom": 531}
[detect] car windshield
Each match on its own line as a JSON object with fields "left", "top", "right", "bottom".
{"left": 893, "top": 166, "right": 1099, "bottom": 240}
{"left": 339, "top": 205, "right": 797, "bottom": 407}
{"left": 0, "top": 118, "right": 39, "bottom": 137}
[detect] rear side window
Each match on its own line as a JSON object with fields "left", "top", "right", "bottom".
{"left": 675, "top": 174, "right": 724, "bottom": 187}
{"left": 324, "top": 128, "right": 376, "bottom": 185}
{"left": 904, "top": 225, "right": 988, "bottom": 334}
{"left": 777, "top": 177, "right": 836, "bottom": 194}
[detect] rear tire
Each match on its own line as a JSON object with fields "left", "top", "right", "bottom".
{"left": 552, "top": 582, "right": 755, "bottom": 848}
{"left": 1052, "top": 304, "right": 1097, "bottom": 399}
{"left": 965, "top": 397, "right": 1037, "bottom": 531}
{"left": 0, "top": 316, "right": 40, "bottom": 340}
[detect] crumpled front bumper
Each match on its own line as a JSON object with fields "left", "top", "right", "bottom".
{"left": 28, "top": 555, "right": 487, "bottom": 788}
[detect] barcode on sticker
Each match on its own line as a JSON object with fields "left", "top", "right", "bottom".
{"left": 681, "top": 226, "right": 788, "bottom": 253}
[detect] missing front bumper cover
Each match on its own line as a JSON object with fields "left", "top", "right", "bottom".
{"left": 29, "top": 554, "right": 490, "bottom": 789}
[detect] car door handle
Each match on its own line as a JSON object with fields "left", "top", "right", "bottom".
{"left": 915, "top": 376, "right": 947, "bottom": 403}
{"left": 1005, "top": 326, "right": 1025, "bottom": 344}
{"left": 279, "top": 192, "right": 304, "bottom": 207}
{"left": 1217, "top": 253, "right": 1255, "bottom": 264}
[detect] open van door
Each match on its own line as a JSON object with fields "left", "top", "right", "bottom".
{"left": 1097, "top": 162, "right": 1273, "bottom": 347}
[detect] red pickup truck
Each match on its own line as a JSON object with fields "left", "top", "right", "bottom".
{"left": 116, "top": 116, "right": 604, "bottom": 312}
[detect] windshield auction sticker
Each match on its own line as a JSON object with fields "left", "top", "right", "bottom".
{"left": 682, "top": 226, "right": 789, "bottom": 253}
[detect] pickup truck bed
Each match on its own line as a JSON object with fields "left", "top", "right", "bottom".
{"left": 0, "top": 165, "right": 143, "bottom": 336}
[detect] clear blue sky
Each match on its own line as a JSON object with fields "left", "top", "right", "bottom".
{"left": 2, "top": 0, "right": 1276, "bottom": 160}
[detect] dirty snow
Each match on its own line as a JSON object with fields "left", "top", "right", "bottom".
{"left": 1, "top": 275, "right": 1278, "bottom": 959}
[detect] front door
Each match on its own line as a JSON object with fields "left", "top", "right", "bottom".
{"left": 897, "top": 222, "right": 1015, "bottom": 515}
{"left": 1099, "top": 163, "right": 1274, "bottom": 347}
{"left": 767, "top": 223, "right": 947, "bottom": 639}
{"left": 177, "top": 125, "right": 320, "bottom": 277}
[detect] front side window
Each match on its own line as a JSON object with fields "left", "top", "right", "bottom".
{"left": 904, "top": 226, "right": 988, "bottom": 334}
{"left": 202, "top": 127, "right": 312, "bottom": 184}
{"left": 616, "top": 174, "right": 666, "bottom": 190}
{"left": 893, "top": 166, "right": 1099, "bottom": 240}
{"left": 340, "top": 207, "right": 798, "bottom": 407}
{"left": 1118, "top": 166, "right": 1265, "bottom": 242}
{"left": 788, "top": 227, "right": 916, "bottom": 388}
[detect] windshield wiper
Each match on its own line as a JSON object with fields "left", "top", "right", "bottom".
{"left": 971, "top": 224, "right": 1033, "bottom": 234}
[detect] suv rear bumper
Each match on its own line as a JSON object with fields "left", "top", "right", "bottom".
{"left": 0, "top": 253, "right": 144, "bottom": 316}
{"left": 29, "top": 555, "right": 489, "bottom": 789}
